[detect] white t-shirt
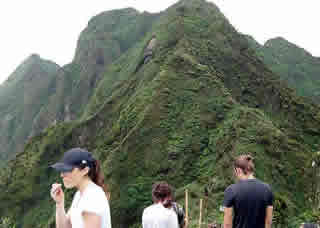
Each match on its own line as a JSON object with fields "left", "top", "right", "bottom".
{"left": 68, "top": 182, "right": 111, "bottom": 228}
{"left": 142, "top": 203, "right": 178, "bottom": 228}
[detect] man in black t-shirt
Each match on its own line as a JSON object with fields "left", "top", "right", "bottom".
{"left": 223, "top": 155, "right": 273, "bottom": 228}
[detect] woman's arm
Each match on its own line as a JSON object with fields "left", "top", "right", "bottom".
{"left": 51, "top": 183, "right": 72, "bottom": 228}
{"left": 82, "top": 212, "right": 102, "bottom": 228}
{"left": 56, "top": 203, "right": 72, "bottom": 228}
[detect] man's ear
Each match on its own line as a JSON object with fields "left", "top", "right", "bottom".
{"left": 234, "top": 167, "right": 242, "bottom": 176}
{"left": 233, "top": 167, "right": 238, "bottom": 176}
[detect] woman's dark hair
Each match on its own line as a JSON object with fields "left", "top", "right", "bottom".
{"left": 79, "top": 159, "right": 109, "bottom": 199}
{"left": 152, "top": 181, "right": 173, "bottom": 206}
{"left": 234, "top": 154, "right": 255, "bottom": 175}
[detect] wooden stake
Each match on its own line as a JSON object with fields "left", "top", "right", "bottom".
{"left": 185, "top": 189, "right": 189, "bottom": 227}
{"left": 198, "top": 199, "right": 203, "bottom": 228}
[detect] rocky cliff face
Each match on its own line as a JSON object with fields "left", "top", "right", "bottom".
{"left": 1, "top": 0, "right": 320, "bottom": 227}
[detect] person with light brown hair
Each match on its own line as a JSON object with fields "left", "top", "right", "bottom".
{"left": 223, "top": 155, "right": 273, "bottom": 228}
{"left": 142, "top": 181, "right": 179, "bottom": 228}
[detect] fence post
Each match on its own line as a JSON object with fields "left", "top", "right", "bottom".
{"left": 185, "top": 189, "right": 189, "bottom": 227}
{"left": 198, "top": 199, "right": 203, "bottom": 228}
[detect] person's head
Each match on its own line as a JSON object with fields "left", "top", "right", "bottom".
{"left": 233, "top": 154, "right": 255, "bottom": 180}
{"left": 151, "top": 181, "right": 173, "bottom": 205}
{"left": 301, "top": 223, "right": 319, "bottom": 228}
{"left": 208, "top": 223, "right": 217, "bottom": 228}
{"left": 51, "top": 148, "right": 108, "bottom": 194}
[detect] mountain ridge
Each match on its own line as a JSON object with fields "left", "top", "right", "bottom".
{"left": 246, "top": 35, "right": 320, "bottom": 103}
{"left": 0, "top": 54, "right": 60, "bottom": 164}
{"left": 1, "top": 0, "right": 320, "bottom": 227}
{"left": 0, "top": 8, "right": 159, "bottom": 164}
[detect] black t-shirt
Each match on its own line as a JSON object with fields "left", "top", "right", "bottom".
{"left": 223, "top": 178, "right": 273, "bottom": 228}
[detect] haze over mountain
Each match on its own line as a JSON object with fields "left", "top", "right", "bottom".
{"left": 1, "top": 0, "right": 320, "bottom": 227}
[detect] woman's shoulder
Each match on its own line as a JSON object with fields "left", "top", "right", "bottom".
{"left": 143, "top": 204, "right": 162, "bottom": 214}
{"left": 80, "top": 183, "right": 109, "bottom": 209}
{"left": 84, "top": 183, "right": 107, "bottom": 200}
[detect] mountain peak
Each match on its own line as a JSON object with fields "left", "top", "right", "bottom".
{"left": 264, "top": 36, "right": 315, "bottom": 59}
{"left": 87, "top": 8, "right": 139, "bottom": 27}
{"left": 29, "top": 53, "right": 41, "bottom": 59}
{"left": 264, "top": 36, "right": 290, "bottom": 48}
{"left": 4, "top": 54, "right": 59, "bottom": 84}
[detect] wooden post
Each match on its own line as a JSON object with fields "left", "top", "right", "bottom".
{"left": 185, "top": 189, "right": 189, "bottom": 227}
{"left": 198, "top": 199, "right": 203, "bottom": 228}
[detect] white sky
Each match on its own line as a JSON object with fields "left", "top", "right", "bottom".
{"left": 1, "top": 0, "right": 320, "bottom": 84}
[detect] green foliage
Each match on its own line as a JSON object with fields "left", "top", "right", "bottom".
{"left": 0, "top": 8, "right": 158, "bottom": 167}
{"left": 0, "top": 217, "right": 16, "bottom": 228}
{"left": 0, "top": 54, "right": 59, "bottom": 163}
{"left": 1, "top": 0, "right": 320, "bottom": 228}
{"left": 247, "top": 36, "right": 320, "bottom": 103}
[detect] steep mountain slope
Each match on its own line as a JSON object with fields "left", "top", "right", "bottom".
{"left": 1, "top": 0, "right": 320, "bottom": 227}
{"left": 246, "top": 35, "right": 320, "bottom": 102}
{"left": 30, "top": 8, "right": 159, "bottom": 138}
{"left": 0, "top": 9, "right": 159, "bottom": 165}
{"left": 0, "top": 54, "right": 59, "bottom": 164}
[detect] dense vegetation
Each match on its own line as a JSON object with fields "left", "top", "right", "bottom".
{"left": 1, "top": 0, "right": 320, "bottom": 227}
{"left": 0, "top": 9, "right": 159, "bottom": 166}
{"left": 0, "top": 54, "right": 59, "bottom": 165}
{"left": 246, "top": 35, "right": 320, "bottom": 103}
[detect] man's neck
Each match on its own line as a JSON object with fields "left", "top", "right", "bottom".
{"left": 238, "top": 173, "right": 255, "bottom": 181}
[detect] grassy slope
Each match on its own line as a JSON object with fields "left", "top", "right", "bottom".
{"left": 0, "top": 54, "right": 60, "bottom": 164}
{"left": 0, "top": 9, "right": 159, "bottom": 166}
{"left": 30, "top": 8, "right": 159, "bottom": 136}
{"left": 246, "top": 35, "right": 320, "bottom": 103}
{"left": 1, "top": 0, "right": 320, "bottom": 227}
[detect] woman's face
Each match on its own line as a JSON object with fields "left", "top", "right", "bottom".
{"left": 60, "top": 167, "right": 88, "bottom": 189}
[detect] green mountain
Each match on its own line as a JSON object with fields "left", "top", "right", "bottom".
{"left": 0, "top": 54, "right": 60, "bottom": 164}
{"left": 30, "top": 8, "right": 158, "bottom": 140}
{"left": 1, "top": 0, "right": 320, "bottom": 227}
{"left": 0, "top": 9, "right": 158, "bottom": 166}
{"left": 246, "top": 35, "right": 320, "bottom": 102}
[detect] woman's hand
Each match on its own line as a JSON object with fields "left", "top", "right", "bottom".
{"left": 51, "top": 183, "right": 64, "bottom": 205}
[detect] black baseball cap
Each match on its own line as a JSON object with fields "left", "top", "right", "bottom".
{"left": 51, "top": 148, "right": 95, "bottom": 172}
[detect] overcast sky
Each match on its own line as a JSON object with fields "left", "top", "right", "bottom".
{"left": 1, "top": 0, "right": 319, "bottom": 84}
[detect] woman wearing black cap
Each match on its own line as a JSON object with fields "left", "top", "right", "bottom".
{"left": 50, "top": 148, "right": 111, "bottom": 228}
